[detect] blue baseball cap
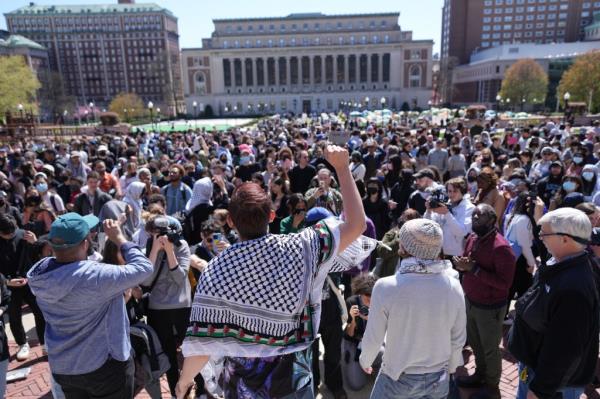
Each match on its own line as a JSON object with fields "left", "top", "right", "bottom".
{"left": 305, "top": 207, "right": 333, "bottom": 225}
{"left": 48, "top": 212, "right": 99, "bottom": 249}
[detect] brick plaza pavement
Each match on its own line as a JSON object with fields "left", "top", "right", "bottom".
{"left": 5, "top": 327, "right": 600, "bottom": 398}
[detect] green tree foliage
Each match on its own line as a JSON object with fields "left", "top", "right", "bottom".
{"left": 557, "top": 51, "right": 600, "bottom": 113}
{"left": 499, "top": 59, "right": 548, "bottom": 105}
{"left": 108, "top": 92, "right": 145, "bottom": 121}
{"left": 0, "top": 56, "right": 41, "bottom": 116}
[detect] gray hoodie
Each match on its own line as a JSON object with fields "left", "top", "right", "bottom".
{"left": 27, "top": 242, "right": 153, "bottom": 375}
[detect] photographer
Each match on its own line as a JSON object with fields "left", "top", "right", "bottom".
{"left": 305, "top": 168, "right": 343, "bottom": 215}
{"left": 424, "top": 177, "right": 474, "bottom": 257}
{"left": 143, "top": 214, "right": 192, "bottom": 398}
{"left": 342, "top": 274, "right": 380, "bottom": 391}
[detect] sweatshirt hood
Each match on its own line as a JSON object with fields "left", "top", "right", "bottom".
{"left": 27, "top": 257, "right": 83, "bottom": 304}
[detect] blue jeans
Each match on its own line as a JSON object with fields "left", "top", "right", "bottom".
{"left": 0, "top": 359, "right": 7, "bottom": 399}
{"left": 370, "top": 370, "right": 448, "bottom": 399}
{"left": 516, "top": 362, "right": 584, "bottom": 399}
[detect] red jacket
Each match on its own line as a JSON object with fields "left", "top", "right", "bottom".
{"left": 462, "top": 231, "right": 516, "bottom": 307}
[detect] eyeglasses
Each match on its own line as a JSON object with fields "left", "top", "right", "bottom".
{"left": 169, "top": 170, "right": 179, "bottom": 175}
{"left": 294, "top": 208, "right": 306, "bottom": 214}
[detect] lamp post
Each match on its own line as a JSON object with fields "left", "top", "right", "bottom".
{"left": 364, "top": 96, "right": 370, "bottom": 110}
{"left": 496, "top": 94, "right": 502, "bottom": 111}
{"left": 156, "top": 108, "right": 161, "bottom": 127}
{"left": 84, "top": 110, "right": 89, "bottom": 124}
{"left": 17, "top": 103, "right": 24, "bottom": 120}
{"left": 147, "top": 101, "right": 154, "bottom": 130}
{"left": 63, "top": 110, "right": 68, "bottom": 126}
{"left": 522, "top": 97, "right": 526, "bottom": 111}
{"left": 192, "top": 100, "right": 198, "bottom": 120}
{"left": 124, "top": 108, "right": 128, "bottom": 123}
{"left": 89, "top": 102, "right": 95, "bottom": 123}
{"left": 428, "top": 100, "right": 433, "bottom": 109}
{"left": 380, "top": 97, "right": 386, "bottom": 110}
{"left": 563, "top": 92, "right": 571, "bottom": 121}
{"left": 506, "top": 98, "right": 511, "bottom": 112}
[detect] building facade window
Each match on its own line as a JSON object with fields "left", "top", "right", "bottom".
{"left": 409, "top": 65, "right": 421, "bottom": 87}
{"left": 359, "top": 54, "right": 368, "bottom": 83}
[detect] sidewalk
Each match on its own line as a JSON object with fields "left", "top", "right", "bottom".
{"left": 5, "top": 311, "right": 600, "bottom": 398}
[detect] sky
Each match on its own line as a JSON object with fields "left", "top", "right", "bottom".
{"left": 0, "top": 0, "right": 443, "bottom": 54}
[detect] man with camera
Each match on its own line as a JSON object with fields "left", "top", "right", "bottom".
{"left": 425, "top": 177, "right": 475, "bottom": 257}
{"left": 408, "top": 168, "right": 441, "bottom": 215}
{"left": 26, "top": 213, "right": 153, "bottom": 398}
{"left": 142, "top": 214, "right": 191, "bottom": 398}
{"left": 305, "top": 168, "right": 343, "bottom": 215}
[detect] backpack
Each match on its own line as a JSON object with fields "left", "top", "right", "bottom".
{"left": 129, "top": 322, "right": 170, "bottom": 382}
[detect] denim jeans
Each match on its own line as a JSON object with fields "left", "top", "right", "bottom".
{"left": 0, "top": 359, "right": 8, "bottom": 399}
{"left": 370, "top": 370, "right": 449, "bottom": 399}
{"left": 516, "top": 362, "right": 584, "bottom": 399}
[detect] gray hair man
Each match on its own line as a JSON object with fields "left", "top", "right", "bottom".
{"left": 508, "top": 208, "right": 599, "bottom": 399}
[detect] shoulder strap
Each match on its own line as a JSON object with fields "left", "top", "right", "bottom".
{"left": 50, "top": 195, "right": 58, "bottom": 213}
{"left": 147, "top": 253, "right": 166, "bottom": 292}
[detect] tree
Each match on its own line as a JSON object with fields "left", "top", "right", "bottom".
{"left": 39, "top": 71, "right": 76, "bottom": 122}
{"left": 108, "top": 92, "right": 144, "bottom": 122}
{"left": 499, "top": 59, "right": 548, "bottom": 108}
{"left": 557, "top": 51, "right": 600, "bottom": 113}
{"left": 0, "top": 56, "right": 41, "bottom": 117}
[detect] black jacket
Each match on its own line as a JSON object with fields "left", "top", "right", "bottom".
{"left": 0, "top": 274, "right": 10, "bottom": 361}
{"left": 508, "top": 252, "right": 599, "bottom": 399}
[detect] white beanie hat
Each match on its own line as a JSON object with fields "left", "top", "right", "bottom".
{"left": 398, "top": 219, "right": 443, "bottom": 260}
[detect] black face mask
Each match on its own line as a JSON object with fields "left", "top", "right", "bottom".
{"left": 149, "top": 166, "right": 157, "bottom": 174}
{"left": 367, "top": 187, "right": 378, "bottom": 195}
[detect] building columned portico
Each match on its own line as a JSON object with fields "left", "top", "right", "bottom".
{"left": 183, "top": 12, "right": 434, "bottom": 115}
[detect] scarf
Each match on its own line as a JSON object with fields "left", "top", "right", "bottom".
{"left": 186, "top": 177, "right": 213, "bottom": 211}
{"left": 397, "top": 257, "right": 453, "bottom": 275}
{"left": 123, "top": 181, "right": 145, "bottom": 229}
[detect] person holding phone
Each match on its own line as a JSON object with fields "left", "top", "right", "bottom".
{"left": 279, "top": 194, "right": 308, "bottom": 234}
{"left": 0, "top": 213, "right": 46, "bottom": 361}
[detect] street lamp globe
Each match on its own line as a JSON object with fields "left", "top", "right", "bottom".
{"left": 147, "top": 101, "right": 154, "bottom": 110}
{"left": 192, "top": 101, "right": 198, "bottom": 108}
{"left": 156, "top": 108, "right": 160, "bottom": 114}
{"left": 496, "top": 94, "right": 501, "bottom": 102}
{"left": 564, "top": 92, "right": 571, "bottom": 101}
{"left": 17, "top": 103, "right": 23, "bottom": 111}
{"left": 89, "top": 102, "right": 94, "bottom": 108}
{"left": 380, "top": 97, "right": 386, "bottom": 105}
{"left": 506, "top": 98, "right": 511, "bottom": 103}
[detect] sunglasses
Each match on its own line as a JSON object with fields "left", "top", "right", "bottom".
{"left": 293, "top": 208, "right": 306, "bottom": 215}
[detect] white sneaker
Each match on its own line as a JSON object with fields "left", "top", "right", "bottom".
{"left": 16, "top": 343, "right": 30, "bottom": 361}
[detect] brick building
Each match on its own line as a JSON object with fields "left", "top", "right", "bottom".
{"left": 440, "top": 0, "right": 600, "bottom": 104}
{"left": 4, "top": 0, "right": 184, "bottom": 114}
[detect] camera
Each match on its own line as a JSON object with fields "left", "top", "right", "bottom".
{"left": 428, "top": 187, "right": 450, "bottom": 209}
{"left": 359, "top": 305, "right": 369, "bottom": 316}
{"left": 153, "top": 216, "right": 182, "bottom": 247}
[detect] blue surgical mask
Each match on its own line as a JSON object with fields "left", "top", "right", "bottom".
{"left": 583, "top": 172, "right": 595, "bottom": 181}
{"left": 240, "top": 156, "right": 251, "bottom": 166}
{"left": 562, "top": 181, "right": 577, "bottom": 192}
{"left": 35, "top": 182, "right": 48, "bottom": 193}
{"left": 573, "top": 156, "right": 584, "bottom": 164}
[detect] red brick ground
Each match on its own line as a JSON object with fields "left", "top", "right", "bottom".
{"left": 5, "top": 332, "right": 600, "bottom": 398}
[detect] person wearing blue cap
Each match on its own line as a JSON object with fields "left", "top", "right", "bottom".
{"left": 26, "top": 212, "right": 153, "bottom": 399}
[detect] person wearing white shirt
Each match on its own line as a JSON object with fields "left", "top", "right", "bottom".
{"left": 503, "top": 192, "right": 536, "bottom": 312}
{"left": 424, "top": 177, "right": 474, "bottom": 257}
{"left": 360, "top": 219, "right": 466, "bottom": 399}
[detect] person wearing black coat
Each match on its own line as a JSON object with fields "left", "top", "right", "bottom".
{"left": 0, "top": 273, "right": 11, "bottom": 398}
{"left": 389, "top": 169, "right": 416, "bottom": 219}
{"left": 508, "top": 208, "right": 599, "bottom": 399}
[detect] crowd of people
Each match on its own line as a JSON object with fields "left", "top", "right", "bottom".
{"left": 0, "top": 113, "right": 598, "bottom": 399}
